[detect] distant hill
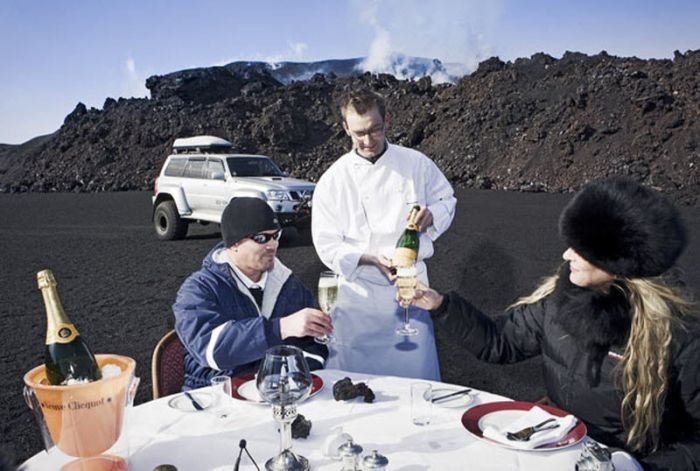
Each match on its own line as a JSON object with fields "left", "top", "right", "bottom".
{"left": 1, "top": 51, "right": 698, "bottom": 205}
{"left": 222, "top": 56, "right": 459, "bottom": 85}
{"left": 144, "top": 55, "right": 458, "bottom": 104}
{"left": 0, "top": 133, "right": 54, "bottom": 183}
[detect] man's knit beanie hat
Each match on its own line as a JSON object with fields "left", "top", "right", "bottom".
{"left": 221, "top": 197, "right": 280, "bottom": 247}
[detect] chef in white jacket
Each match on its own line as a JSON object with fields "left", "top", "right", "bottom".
{"left": 311, "top": 88, "right": 456, "bottom": 380}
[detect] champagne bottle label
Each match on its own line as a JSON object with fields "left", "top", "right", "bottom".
{"left": 46, "top": 322, "right": 79, "bottom": 344}
{"left": 393, "top": 247, "right": 418, "bottom": 267}
{"left": 393, "top": 205, "right": 421, "bottom": 268}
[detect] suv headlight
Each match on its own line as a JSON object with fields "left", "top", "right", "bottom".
{"left": 267, "top": 190, "right": 291, "bottom": 201}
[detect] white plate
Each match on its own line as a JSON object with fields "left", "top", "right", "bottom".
{"left": 461, "top": 401, "right": 587, "bottom": 451}
{"left": 431, "top": 388, "right": 474, "bottom": 408}
{"left": 478, "top": 410, "right": 524, "bottom": 430}
{"left": 237, "top": 380, "right": 264, "bottom": 403}
{"left": 167, "top": 391, "right": 213, "bottom": 412}
{"left": 232, "top": 373, "right": 324, "bottom": 404}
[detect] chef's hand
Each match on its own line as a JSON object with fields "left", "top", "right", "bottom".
{"left": 414, "top": 208, "right": 433, "bottom": 232}
{"left": 406, "top": 281, "right": 444, "bottom": 310}
{"left": 280, "top": 308, "right": 333, "bottom": 339}
{"left": 359, "top": 254, "right": 395, "bottom": 280}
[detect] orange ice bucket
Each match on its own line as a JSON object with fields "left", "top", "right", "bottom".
{"left": 23, "top": 354, "right": 136, "bottom": 458}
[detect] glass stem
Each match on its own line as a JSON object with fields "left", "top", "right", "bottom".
{"left": 404, "top": 306, "right": 410, "bottom": 327}
{"left": 280, "top": 412, "right": 293, "bottom": 452}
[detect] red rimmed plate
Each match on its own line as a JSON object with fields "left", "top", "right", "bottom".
{"left": 231, "top": 373, "right": 324, "bottom": 404}
{"left": 461, "top": 401, "right": 587, "bottom": 451}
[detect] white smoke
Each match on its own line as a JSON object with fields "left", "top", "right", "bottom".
{"left": 360, "top": 1, "right": 394, "bottom": 72}
{"left": 287, "top": 41, "right": 308, "bottom": 60}
{"left": 122, "top": 57, "right": 148, "bottom": 99}
{"left": 355, "top": 0, "right": 503, "bottom": 82}
{"left": 215, "top": 41, "right": 310, "bottom": 69}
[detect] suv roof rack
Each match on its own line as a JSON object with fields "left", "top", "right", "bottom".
{"left": 172, "top": 135, "right": 233, "bottom": 154}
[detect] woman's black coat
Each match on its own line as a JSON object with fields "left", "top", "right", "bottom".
{"left": 432, "top": 284, "right": 700, "bottom": 470}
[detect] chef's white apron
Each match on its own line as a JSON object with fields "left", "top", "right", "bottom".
{"left": 326, "top": 263, "right": 441, "bottom": 381}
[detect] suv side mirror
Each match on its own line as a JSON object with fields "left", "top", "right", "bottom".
{"left": 210, "top": 170, "right": 225, "bottom": 181}
{"left": 282, "top": 171, "right": 289, "bottom": 177}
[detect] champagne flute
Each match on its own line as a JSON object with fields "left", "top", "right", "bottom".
{"left": 396, "top": 265, "right": 419, "bottom": 336}
{"left": 315, "top": 271, "right": 338, "bottom": 344}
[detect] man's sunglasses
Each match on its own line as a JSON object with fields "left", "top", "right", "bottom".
{"left": 247, "top": 230, "right": 281, "bottom": 244}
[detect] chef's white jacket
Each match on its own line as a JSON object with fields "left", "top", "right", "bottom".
{"left": 312, "top": 143, "right": 456, "bottom": 380}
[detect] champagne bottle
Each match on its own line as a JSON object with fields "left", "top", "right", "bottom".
{"left": 38, "top": 269, "right": 101, "bottom": 385}
{"left": 393, "top": 205, "right": 421, "bottom": 268}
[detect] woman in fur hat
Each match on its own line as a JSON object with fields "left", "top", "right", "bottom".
{"left": 410, "top": 177, "right": 699, "bottom": 469}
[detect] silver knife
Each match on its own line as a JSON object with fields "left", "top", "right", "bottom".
{"left": 184, "top": 391, "right": 205, "bottom": 411}
{"left": 432, "top": 388, "right": 472, "bottom": 403}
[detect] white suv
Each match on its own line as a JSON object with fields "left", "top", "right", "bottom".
{"left": 152, "top": 135, "right": 315, "bottom": 240}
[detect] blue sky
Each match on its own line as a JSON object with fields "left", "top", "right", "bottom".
{"left": 1, "top": 0, "right": 698, "bottom": 144}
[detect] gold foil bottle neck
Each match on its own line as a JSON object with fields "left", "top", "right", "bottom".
{"left": 37, "top": 269, "right": 57, "bottom": 290}
{"left": 406, "top": 205, "right": 420, "bottom": 230}
{"left": 38, "top": 269, "right": 78, "bottom": 344}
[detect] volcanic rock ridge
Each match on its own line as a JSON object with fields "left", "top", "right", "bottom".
{"left": 0, "top": 50, "right": 698, "bottom": 205}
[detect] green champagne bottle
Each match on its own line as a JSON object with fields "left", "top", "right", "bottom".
{"left": 38, "top": 269, "right": 101, "bottom": 385}
{"left": 393, "top": 205, "right": 421, "bottom": 268}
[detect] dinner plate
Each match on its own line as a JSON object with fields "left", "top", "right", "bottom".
{"left": 431, "top": 388, "right": 474, "bottom": 408}
{"left": 167, "top": 391, "right": 213, "bottom": 412}
{"left": 461, "top": 401, "right": 587, "bottom": 451}
{"left": 231, "top": 373, "right": 324, "bottom": 403}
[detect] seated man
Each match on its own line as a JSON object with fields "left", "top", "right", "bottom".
{"left": 173, "top": 197, "right": 332, "bottom": 390}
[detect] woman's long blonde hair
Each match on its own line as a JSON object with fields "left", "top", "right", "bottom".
{"left": 510, "top": 273, "right": 691, "bottom": 452}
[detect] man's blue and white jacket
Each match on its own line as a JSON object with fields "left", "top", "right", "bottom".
{"left": 173, "top": 242, "right": 328, "bottom": 390}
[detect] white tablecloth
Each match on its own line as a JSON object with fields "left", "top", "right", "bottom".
{"left": 22, "top": 369, "right": 586, "bottom": 470}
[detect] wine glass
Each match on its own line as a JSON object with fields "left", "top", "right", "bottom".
{"left": 256, "top": 345, "right": 312, "bottom": 471}
{"left": 395, "top": 265, "right": 419, "bottom": 336}
{"left": 314, "top": 270, "right": 338, "bottom": 344}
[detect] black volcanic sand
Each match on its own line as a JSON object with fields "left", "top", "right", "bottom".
{"left": 2, "top": 189, "right": 698, "bottom": 465}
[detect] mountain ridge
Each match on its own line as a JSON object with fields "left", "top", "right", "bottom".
{"left": 1, "top": 50, "right": 698, "bottom": 205}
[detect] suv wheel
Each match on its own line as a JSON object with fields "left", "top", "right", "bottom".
{"left": 154, "top": 201, "right": 188, "bottom": 240}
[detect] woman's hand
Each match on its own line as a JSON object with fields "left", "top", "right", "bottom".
{"left": 398, "top": 281, "right": 444, "bottom": 310}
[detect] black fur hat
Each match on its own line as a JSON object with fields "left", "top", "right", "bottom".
{"left": 559, "top": 177, "right": 686, "bottom": 277}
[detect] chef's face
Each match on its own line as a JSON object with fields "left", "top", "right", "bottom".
{"left": 343, "top": 106, "right": 388, "bottom": 159}
{"left": 563, "top": 247, "right": 615, "bottom": 287}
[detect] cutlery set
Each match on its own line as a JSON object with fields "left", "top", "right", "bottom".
{"left": 506, "top": 418, "right": 560, "bottom": 441}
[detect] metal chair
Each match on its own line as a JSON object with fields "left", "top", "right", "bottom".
{"left": 151, "top": 329, "right": 185, "bottom": 399}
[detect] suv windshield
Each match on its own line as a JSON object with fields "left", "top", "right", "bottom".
{"left": 227, "top": 157, "right": 285, "bottom": 177}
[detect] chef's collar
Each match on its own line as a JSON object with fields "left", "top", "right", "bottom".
{"left": 354, "top": 140, "right": 388, "bottom": 164}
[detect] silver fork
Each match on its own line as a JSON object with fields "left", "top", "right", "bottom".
{"left": 506, "top": 418, "right": 559, "bottom": 441}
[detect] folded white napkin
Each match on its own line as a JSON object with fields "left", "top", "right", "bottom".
{"left": 482, "top": 405, "right": 578, "bottom": 450}
{"left": 611, "top": 450, "right": 644, "bottom": 471}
